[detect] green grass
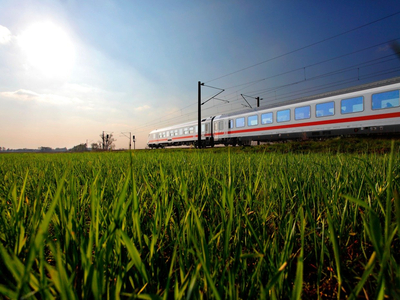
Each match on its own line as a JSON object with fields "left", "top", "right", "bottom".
{"left": 0, "top": 143, "right": 399, "bottom": 299}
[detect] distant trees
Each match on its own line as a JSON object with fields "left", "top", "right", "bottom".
{"left": 99, "top": 132, "right": 116, "bottom": 150}
{"left": 71, "top": 143, "right": 87, "bottom": 152}
{"left": 39, "top": 147, "right": 52, "bottom": 152}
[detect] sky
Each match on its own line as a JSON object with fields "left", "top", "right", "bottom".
{"left": 1, "top": 0, "right": 400, "bottom": 150}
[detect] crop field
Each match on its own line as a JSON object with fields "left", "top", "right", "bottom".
{"left": 0, "top": 144, "right": 400, "bottom": 299}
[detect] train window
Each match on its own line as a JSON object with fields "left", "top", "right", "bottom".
{"left": 316, "top": 102, "right": 334, "bottom": 117}
{"left": 189, "top": 127, "right": 194, "bottom": 134}
{"left": 372, "top": 90, "right": 400, "bottom": 110}
{"left": 218, "top": 121, "right": 224, "bottom": 130}
{"left": 248, "top": 115, "right": 258, "bottom": 126}
{"left": 184, "top": 127, "right": 189, "bottom": 135}
{"left": 179, "top": 128, "right": 183, "bottom": 135}
{"left": 174, "top": 130, "right": 178, "bottom": 136}
{"left": 228, "top": 120, "right": 234, "bottom": 129}
{"left": 236, "top": 117, "right": 245, "bottom": 128}
{"left": 277, "top": 109, "right": 290, "bottom": 122}
{"left": 261, "top": 112, "right": 273, "bottom": 124}
{"left": 195, "top": 126, "right": 198, "bottom": 133}
{"left": 295, "top": 106, "right": 311, "bottom": 120}
{"left": 341, "top": 96, "right": 363, "bottom": 114}
{"left": 201, "top": 124, "right": 206, "bottom": 133}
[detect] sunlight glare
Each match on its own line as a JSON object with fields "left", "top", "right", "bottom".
{"left": 19, "top": 22, "right": 75, "bottom": 77}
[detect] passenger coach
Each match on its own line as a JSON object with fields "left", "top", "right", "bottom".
{"left": 147, "top": 77, "right": 400, "bottom": 148}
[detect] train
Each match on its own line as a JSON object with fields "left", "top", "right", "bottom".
{"left": 147, "top": 77, "right": 400, "bottom": 148}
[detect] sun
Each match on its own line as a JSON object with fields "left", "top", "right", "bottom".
{"left": 18, "top": 22, "right": 75, "bottom": 77}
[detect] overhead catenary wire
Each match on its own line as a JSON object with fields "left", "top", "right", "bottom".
{"left": 207, "top": 66, "right": 400, "bottom": 112}
{"left": 132, "top": 60, "right": 400, "bottom": 134}
{"left": 220, "top": 37, "right": 400, "bottom": 99}
{"left": 197, "top": 51, "right": 400, "bottom": 112}
{"left": 205, "top": 10, "right": 400, "bottom": 84}
{"left": 133, "top": 13, "right": 400, "bottom": 135}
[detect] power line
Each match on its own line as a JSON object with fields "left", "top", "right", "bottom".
{"left": 205, "top": 10, "right": 400, "bottom": 84}
{"left": 206, "top": 51, "right": 400, "bottom": 106}
{"left": 211, "top": 37, "right": 400, "bottom": 103}
{"left": 251, "top": 55, "right": 400, "bottom": 97}
{"left": 133, "top": 65, "right": 400, "bottom": 135}
{"left": 134, "top": 36, "right": 400, "bottom": 134}
{"left": 197, "top": 67, "right": 400, "bottom": 116}
{"left": 200, "top": 56, "right": 400, "bottom": 112}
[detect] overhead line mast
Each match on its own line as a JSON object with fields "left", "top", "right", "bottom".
{"left": 198, "top": 82, "right": 225, "bottom": 148}
{"left": 198, "top": 81, "right": 203, "bottom": 148}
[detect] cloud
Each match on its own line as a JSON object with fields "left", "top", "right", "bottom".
{"left": 1, "top": 89, "right": 40, "bottom": 100}
{"left": 0, "top": 25, "right": 12, "bottom": 45}
{"left": 134, "top": 105, "right": 151, "bottom": 111}
{"left": 63, "top": 83, "right": 103, "bottom": 94}
{"left": 0, "top": 89, "right": 80, "bottom": 105}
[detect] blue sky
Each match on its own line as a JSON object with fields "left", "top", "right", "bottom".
{"left": 1, "top": 1, "right": 400, "bottom": 149}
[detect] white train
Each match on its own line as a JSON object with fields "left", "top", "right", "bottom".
{"left": 147, "top": 77, "right": 400, "bottom": 148}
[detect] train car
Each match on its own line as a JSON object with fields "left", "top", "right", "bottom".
{"left": 147, "top": 116, "right": 216, "bottom": 148}
{"left": 147, "top": 77, "right": 400, "bottom": 148}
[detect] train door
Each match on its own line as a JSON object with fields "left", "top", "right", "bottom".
{"left": 213, "top": 120, "right": 225, "bottom": 143}
{"left": 201, "top": 123, "right": 206, "bottom": 137}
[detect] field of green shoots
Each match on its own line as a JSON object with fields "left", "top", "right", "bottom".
{"left": 0, "top": 146, "right": 400, "bottom": 299}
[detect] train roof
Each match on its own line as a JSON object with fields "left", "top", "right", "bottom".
{"left": 220, "top": 76, "right": 400, "bottom": 118}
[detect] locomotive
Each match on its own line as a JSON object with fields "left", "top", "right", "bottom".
{"left": 147, "top": 77, "right": 400, "bottom": 148}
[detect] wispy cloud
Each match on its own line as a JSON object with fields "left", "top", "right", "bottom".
{"left": 134, "top": 105, "right": 151, "bottom": 111}
{"left": 0, "top": 25, "right": 11, "bottom": 45}
{"left": 0, "top": 89, "right": 81, "bottom": 105}
{"left": 1, "top": 89, "right": 40, "bottom": 100}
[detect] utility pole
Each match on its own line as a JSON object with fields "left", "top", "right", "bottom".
{"left": 198, "top": 81, "right": 225, "bottom": 149}
{"left": 121, "top": 132, "right": 132, "bottom": 150}
{"left": 198, "top": 81, "right": 202, "bottom": 149}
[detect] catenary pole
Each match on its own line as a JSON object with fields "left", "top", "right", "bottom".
{"left": 198, "top": 82, "right": 225, "bottom": 149}
{"left": 198, "top": 81, "right": 202, "bottom": 149}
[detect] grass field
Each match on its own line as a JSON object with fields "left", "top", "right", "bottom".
{"left": 0, "top": 141, "right": 400, "bottom": 299}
